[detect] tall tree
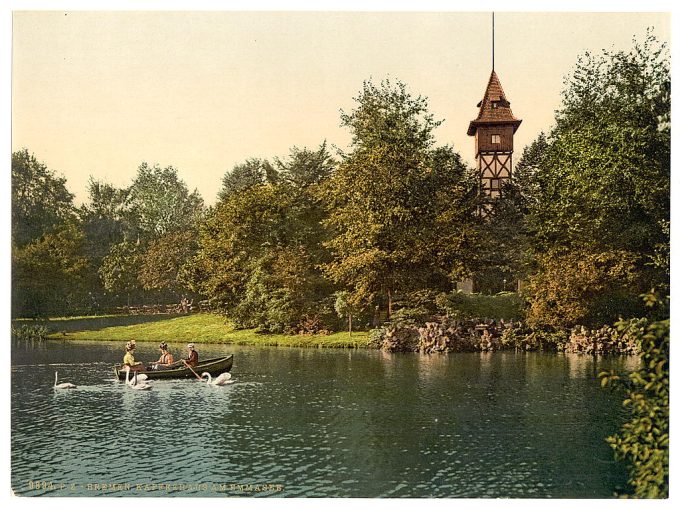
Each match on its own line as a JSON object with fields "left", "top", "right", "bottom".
{"left": 127, "top": 163, "right": 204, "bottom": 239}
{"left": 12, "top": 149, "right": 76, "bottom": 247}
{"left": 98, "top": 241, "right": 142, "bottom": 306}
{"left": 524, "top": 33, "right": 670, "bottom": 328}
{"left": 12, "top": 223, "right": 89, "bottom": 317}
{"left": 79, "top": 178, "right": 131, "bottom": 263}
{"left": 138, "top": 230, "right": 199, "bottom": 299}
{"left": 218, "top": 158, "right": 277, "bottom": 202}
{"left": 187, "top": 144, "right": 337, "bottom": 332}
{"left": 322, "top": 79, "right": 477, "bottom": 317}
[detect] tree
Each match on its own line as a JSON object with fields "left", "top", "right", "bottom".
{"left": 127, "top": 163, "right": 204, "bottom": 239}
{"left": 98, "top": 241, "right": 142, "bottom": 305}
{"left": 276, "top": 142, "right": 334, "bottom": 189}
{"left": 79, "top": 178, "right": 131, "bottom": 260}
{"left": 12, "top": 223, "right": 89, "bottom": 317}
{"left": 12, "top": 149, "right": 76, "bottom": 247}
{"left": 334, "top": 291, "right": 358, "bottom": 337}
{"left": 187, "top": 144, "right": 337, "bottom": 332}
{"left": 524, "top": 33, "right": 669, "bottom": 328}
{"left": 138, "top": 230, "right": 199, "bottom": 299}
{"left": 218, "top": 158, "right": 277, "bottom": 202}
{"left": 322, "top": 79, "right": 477, "bottom": 318}
{"left": 526, "top": 249, "right": 643, "bottom": 329}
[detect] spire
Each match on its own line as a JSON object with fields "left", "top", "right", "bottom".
{"left": 467, "top": 70, "right": 521, "bottom": 136}
{"left": 492, "top": 12, "right": 495, "bottom": 71}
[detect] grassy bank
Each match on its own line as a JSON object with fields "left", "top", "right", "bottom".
{"left": 36, "top": 313, "right": 370, "bottom": 348}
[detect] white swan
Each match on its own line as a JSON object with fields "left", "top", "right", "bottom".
{"left": 54, "top": 371, "right": 76, "bottom": 389}
{"left": 201, "top": 371, "right": 233, "bottom": 386}
{"left": 124, "top": 367, "right": 152, "bottom": 390}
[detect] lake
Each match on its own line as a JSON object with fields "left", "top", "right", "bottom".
{"left": 11, "top": 340, "right": 636, "bottom": 498}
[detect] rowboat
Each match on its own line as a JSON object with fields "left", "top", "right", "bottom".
{"left": 113, "top": 355, "right": 233, "bottom": 381}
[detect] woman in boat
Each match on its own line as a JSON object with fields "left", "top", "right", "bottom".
{"left": 123, "top": 341, "right": 144, "bottom": 371}
{"left": 151, "top": 342, "right": 174, "bottom": 370}
{"left": 183, "top": 343, "right": 198, "bottom": 368}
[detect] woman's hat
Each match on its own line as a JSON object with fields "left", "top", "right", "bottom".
{"left": 125, "top": 341, "right": 136, "bottom": 351}
{"left": 159, "top": 342, "right": 168, "bottom": 350}
{"left": 187, "top": 343, "right": 195, "bottom": 349}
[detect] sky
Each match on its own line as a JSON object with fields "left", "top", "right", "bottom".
{"left": 11, "top": 10, "right": 671, "bottom": 206}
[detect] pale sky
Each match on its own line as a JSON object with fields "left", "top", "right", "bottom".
{"left": 11, "top": 11, "right": 671, "bottom": 206}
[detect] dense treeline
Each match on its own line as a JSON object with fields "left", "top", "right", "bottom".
{"left": 12, "top": 34, "right": 669, "bottom": 336}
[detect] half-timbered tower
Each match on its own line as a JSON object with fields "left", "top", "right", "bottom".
{"left": 467, "top": 70, "right": 521, "bottom": 212}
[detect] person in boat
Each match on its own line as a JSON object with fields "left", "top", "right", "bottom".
{"left": 182, "top": 343, "right": 198, "bottom": 368}
{"left": 150, "top": 342, "right": 174, "bottom": 370}
{"left": 123, "top": 341, "right": 144, "bottom": 371}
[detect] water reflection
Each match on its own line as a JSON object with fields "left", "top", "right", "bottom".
{"left": 12, "top": 341, "right": 633, "bottom": 497}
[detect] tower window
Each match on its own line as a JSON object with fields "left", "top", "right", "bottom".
{"left": 490, "top": 178, "right": 501, "bottom": 190}
{"left": 491, "top": 134, "right": 501, "bottom": 144}
{"left": 491, "top": 101, "right": 498, "bottom": 109}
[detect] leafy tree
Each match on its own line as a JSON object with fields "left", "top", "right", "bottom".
{"left": 218, "top": 158, "right": 277, "bottom": 202}
{"left": 322, "top": 80, "right": 477, "bottom": 318}
{"left": 276, "top": 142, "right": 334, "bottom": 188}
{"left": 98, "top": 241, "right": 142, "bottom": 305}
{"left": 12, "top": 223, "right": 89, "bottom": 317}
{"left": 79, "top": 178, "right": 131, "bottom": 260}
{"left": 12, "top": 149, "right": 76, "bottom": 247}
{"left": 334, "top": 291, "right": 361, "bottom": 336}
{"left": 127, "top": 163, "right": 204, "bottom": 239}
{"left": 187, "top": 144, "right": 337, "bottom": 332}
{"left": 138, "top": 230, "right": 199, "bottom": 299}
{"left": 524, "top": 33, "right": 669, "bottom": 328}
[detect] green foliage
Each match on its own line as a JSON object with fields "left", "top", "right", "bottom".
{"left": 523, "top": 33, "right": 669, "bottom": 329}
{"left": 12, "top": 223, "right": 90, "bottom": 317}
{"left": 530, "top": 34, "right": 669, "bottom": 257}
{"left": 437, "top": 291, "right": 525, "bottom": 321}
{"left": 322, "top": 79, "right": 477, "bottom": 317}
{"left": 138, "top": 230, "right": 199, "bottom": 298}
{"left": 11, "top": 324, "right": 48, "bottom": 342}
{"left": 600, "top": 314, "right": 669, "bottom": 498}
{"left": 526, "top": 249, "right": 644, "bottom": 329}
{"left": 98, "top": 241, "right": 142, "bottom": 300}
{"left": 218, "top": 158, "right": 276, "bottom": 201}
{"left": 471, "top": 135, "right": 549, "bottom": 294}
{"left": 79, "top": 178, "right": 131, "bottom": 262}
{"left": 188, "top": 144, "right": 336, "bottom": 333}
{"left": 12, "top": 149, "right": 76, "bottom": 248}
{"left": 127, "top": 162, "right": 204, "bottom": 238}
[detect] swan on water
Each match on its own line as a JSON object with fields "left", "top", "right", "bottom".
{"left": 124, "top": 367, "right": 152, "bottom": 390}
{"left": 54, "top": 372, "right": 76, "bottom": 389}
{"left": 201, "top": 372, "right": 232, "bottom": 386}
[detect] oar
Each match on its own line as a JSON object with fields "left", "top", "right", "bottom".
{"left": 183, "top": 360, "right": 203, "bottom": 381}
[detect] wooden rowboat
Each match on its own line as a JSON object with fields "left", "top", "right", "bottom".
{"left": 113, "top": 355, "right": 233, "bottom": 380}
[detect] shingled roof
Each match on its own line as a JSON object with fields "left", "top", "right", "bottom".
{"left": 467, "top": 70, "right": 521, "bottom": 136}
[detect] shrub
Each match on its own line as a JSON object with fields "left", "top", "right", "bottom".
{"left": 437, "top": 291, "right": 526, "bottom": 321}
{"left": 600, "top": 317, "right": 669, "bottom": 498}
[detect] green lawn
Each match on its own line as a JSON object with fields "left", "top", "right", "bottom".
{"left": 43, "top": 313, "right": 371, "bottom": 348}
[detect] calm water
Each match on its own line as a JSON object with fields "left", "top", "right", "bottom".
{"left": 11, "top": 340, "right": 636, "bottom": 498}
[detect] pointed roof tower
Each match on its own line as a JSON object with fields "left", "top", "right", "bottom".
{"left": 467, "top": 70, "right": 522, "bottom": 136}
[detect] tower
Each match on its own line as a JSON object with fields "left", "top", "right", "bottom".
{"left": 467, "top": 71, "right": 521, "bottom": 213}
